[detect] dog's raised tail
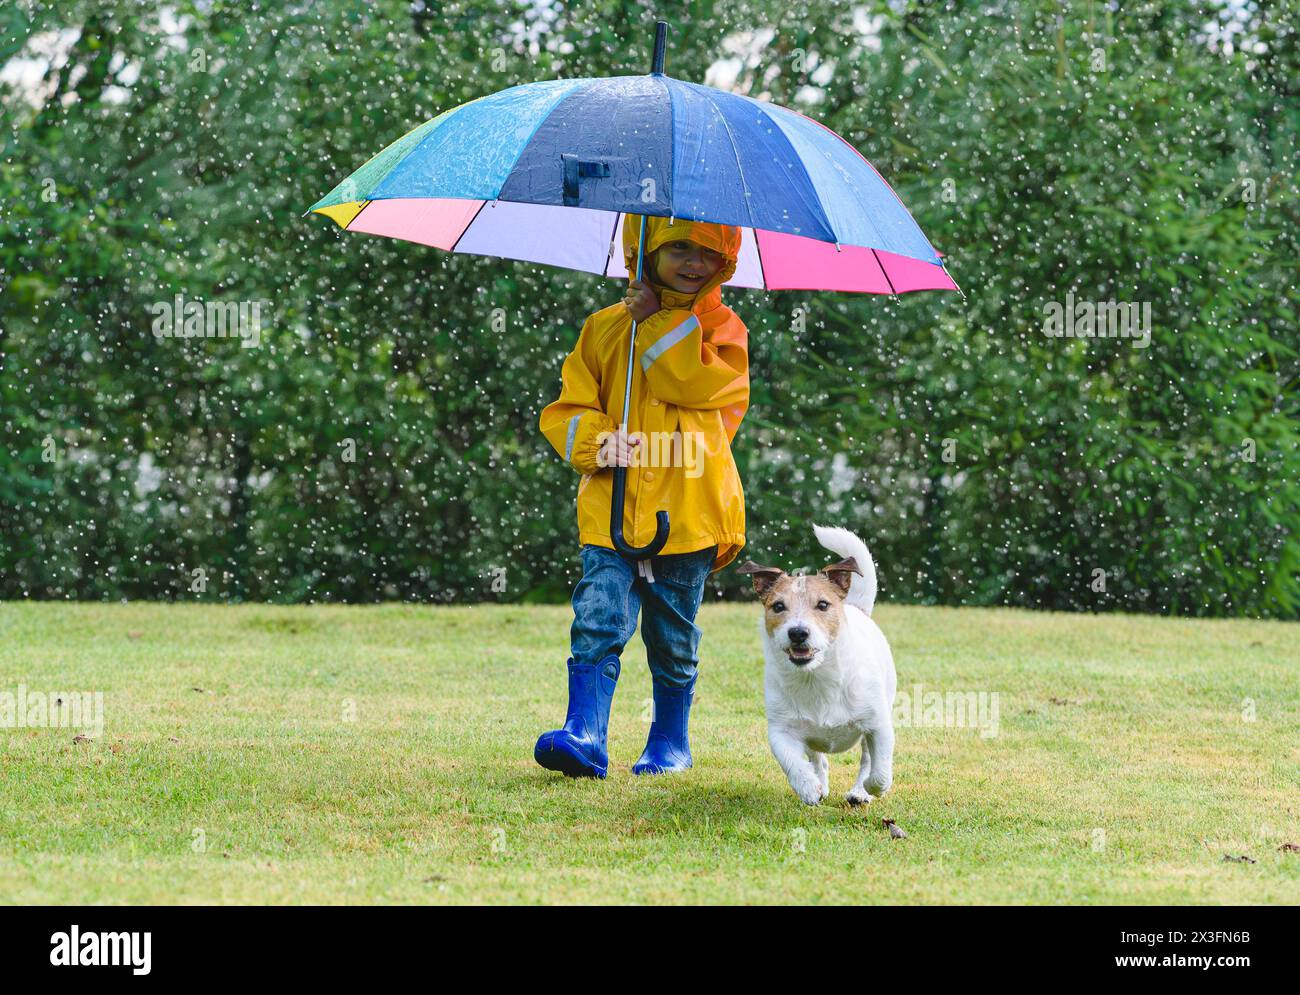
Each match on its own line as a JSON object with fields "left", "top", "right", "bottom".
{"left": 813, "top": 525, "right": 878, "bottom": 615}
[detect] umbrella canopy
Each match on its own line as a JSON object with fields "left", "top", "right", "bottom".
{"left": 309, "top": 75, "right": 958, "bottom": 296}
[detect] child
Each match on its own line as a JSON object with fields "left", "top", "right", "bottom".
{"left": 534, "top": 214, "right": 749, "bottom": 779}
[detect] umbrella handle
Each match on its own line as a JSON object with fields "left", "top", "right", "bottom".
{"left": 610, "top": 466, "right": 670, "bottom": 558}
{"left": 609, "top": 210, "right": 670, "bottom": 560}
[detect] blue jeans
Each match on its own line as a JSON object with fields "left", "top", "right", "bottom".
{"left": 570, "top": 544, "right": 718, "bottom": 689}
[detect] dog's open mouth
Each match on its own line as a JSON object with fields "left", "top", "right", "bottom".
{"left": 786, "top": 646, "right": 815, "bottom": 665}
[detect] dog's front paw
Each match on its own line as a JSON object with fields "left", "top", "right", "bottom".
{"left": 792, "top": 775, "right": 825, "bottom": 806}
{"left": 845, "top": 787, "right": 872, "bottom": 806}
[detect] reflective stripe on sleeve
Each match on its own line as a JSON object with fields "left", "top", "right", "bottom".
{"left": 564, "top": 414, "right": 582, "bottom": 461}
{"left": 641, "top": 315, "right": 700, "bottom": 372}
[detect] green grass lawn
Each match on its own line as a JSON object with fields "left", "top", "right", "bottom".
{"left": 0, "top": 601, "right": 1296, "bottom": 904}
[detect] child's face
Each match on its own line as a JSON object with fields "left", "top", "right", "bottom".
{"left": 652, "top": 239, "right": 725, "bottom": 294}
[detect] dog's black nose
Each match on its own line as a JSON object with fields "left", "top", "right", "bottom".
{"left": 788, "top": 626, "right": 809, "bottom": 645}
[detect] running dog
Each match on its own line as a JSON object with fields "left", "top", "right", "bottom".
{"left": 739, "top": 526, "right": 896, "bottom": 806}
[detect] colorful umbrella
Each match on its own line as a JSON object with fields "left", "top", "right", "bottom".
{"left": 308, "top": 21, "right": 958, "bottom": 557}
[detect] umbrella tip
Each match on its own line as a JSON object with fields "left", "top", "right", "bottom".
{"left": 940, "top": 261, "right": 967, "bottom": 301}
{"left": 650, "top": 20, "right": 668, "bottom": 75}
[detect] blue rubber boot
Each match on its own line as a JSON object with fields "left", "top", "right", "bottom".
{"left": 632, "top": 676, "right": 696, "bottom": 775}
{"left": 534, "top": 655, "right": 620, "bottom": 778}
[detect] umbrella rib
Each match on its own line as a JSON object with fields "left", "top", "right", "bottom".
{"left": 449, "top": 200, "right": 489, "bottom": 254}
{"left": 693, "top": 86, "right": 758, "bottom": 230}
{"left": 871, "top": 248, "right": 898, "bottom": 296}
{"left": 344, "top": 200, "right": 371, "bottom": 230}
{"left": 660, "top": 74, "right": 676, "bottom": 218}
{"left": 749, "top": 100, "right": 843, "bottom": 246}
{"left": 753, "top": 228, "right": 768, "bottom": 291}
{"left": 796, "top": 110, "right": 942, "bottom": 266}
{"left": 603, "top": 210, "right": 620, "bottom": 276}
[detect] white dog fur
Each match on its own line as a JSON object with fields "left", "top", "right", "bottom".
{"left": 741, "top": 526, "right": 897, "bottom": 806}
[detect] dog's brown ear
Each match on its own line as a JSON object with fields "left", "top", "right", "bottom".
{"left": 819, "top": 556, "right": 861, "bottom": 596}
{"left": 737, "top": 560, "right": 784, "bottom": 598}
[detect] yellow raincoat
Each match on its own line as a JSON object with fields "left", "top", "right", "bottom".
{"left": 539, "top": 214, "right": 749, "bottom": 573}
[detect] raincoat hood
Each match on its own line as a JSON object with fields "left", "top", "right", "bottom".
{"left": 622, "top": 214, "right": 742, "bottom": 313}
